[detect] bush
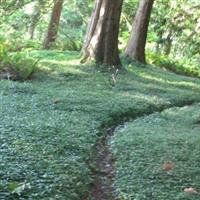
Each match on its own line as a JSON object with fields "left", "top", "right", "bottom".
{"left": 55, "top": 40, "right": 82, "bottom": 51}
{"left": 0, "top": 38, "right": 8, "bottom": 61}
{"left": 7, "top": 39, "right": 41, "bottom": 52}
{"left": 147, "top": 51, "right": 200, "bottom": 78}
{"left": 0, "top": 52, "right": 38, "bottom": 81}
{"left": 0, "top": 36, "right": 42, "bottom": 52}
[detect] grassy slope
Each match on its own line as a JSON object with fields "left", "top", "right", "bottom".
{"left": 111, "top": 105, "right": 200, "bottom": 200}
{"left": 0, "top": 51, "right": 200, "bottom": 199}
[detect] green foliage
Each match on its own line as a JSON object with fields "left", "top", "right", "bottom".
{"left": 0, "top": 0, "right": 33, "bottom": 17}
{"left": 0, "top": 37, "right": 39, "bottom": 82}
{"left": 1, "top": 0, "right": 200, "bottom": 58}
{"left": 1, "top": 51, "right": 200, "bottom": 199}
{"left": 56, "top": 1, "right": 92, "bottom": 51}
{"left": 0, "top": 39, "right": 8, "bottom": 61}
{"left": 119, "top": 0, "right": 138, "bottom": 49}
{"left": 0, "top": 0, "right": 93, "bottom": 51}
{"left": 21, "top": 40, "right": 41, "bottom": 50}
{"left": 6, "top": 39, "right": 41, "bottom": 52}
{"left": 121, "top": 0, "right": 200, "bottom": 62}
{"left": 55, "top": 38, "right": 82, "bottom": 51}
{"left": 147, "top": 51, "right": 200, "bottom": 78}
{"left": 111, "top": 104, "right": 200, "bottom": 199}
{"left": 0, "top": 52, "right": 38, "bottom": 81}
{"left": 148, "top": 0, "right": 200, "bottom": 58}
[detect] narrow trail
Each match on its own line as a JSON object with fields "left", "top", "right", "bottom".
{"left": 89, "top": 127, "right": 116, "bottom": 200}
{"left": 86, "top": 100, "right": 199, "bottom": 200}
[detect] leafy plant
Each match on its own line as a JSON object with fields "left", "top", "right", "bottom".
{"left": 112, "top": 104, "right": 200, "bottom": 199}
{"left": 147, "top": 51, "right": 200, "bottom": 78}
{"left": 0, "top": 52, "right": 38, "bottom": 81}
{"left": 1, "top": 51, "right": 200, "bottom": 199}
{"left": 0, "top": 39, "right": 8, "bottom": 61}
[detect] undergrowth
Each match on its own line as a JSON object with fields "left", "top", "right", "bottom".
{"left": 147, "top": 51, "right": 200, "bottom": 78}
{"left": 0, "top": 40, "right": 38, "bottom": 81}
{"left": 111, "top": 104, "right": 200, "bottom": 200}
{"left": 1, "top": 51, "right": 200, "bottom": 199}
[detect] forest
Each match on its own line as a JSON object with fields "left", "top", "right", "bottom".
{"left": 0, "top": 0, "right": 200, "bottom": 199}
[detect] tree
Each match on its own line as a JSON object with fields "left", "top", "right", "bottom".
{"left": 150, "top": 0, "right": 200, "bottom": 58}
{"left": 81, "top": 0, "right": 123, "bottom": 68}
{"left": 43, "top": 0, "right": 64, "bottom": 49}
{"left": 125, "top": 0, "right": 154, "bottom": 63}
{"left": 28, "top": 2, "right": 41, "bottom": 39}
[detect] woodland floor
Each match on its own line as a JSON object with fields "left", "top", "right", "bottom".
{"left": 1, "top": 51, "right": 200, "bottom": 199}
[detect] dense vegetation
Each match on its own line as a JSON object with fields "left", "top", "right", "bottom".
{"left": 0, "top": 0, "right": 200, "bottom": 199}
{"left": 1, "top": 0, "right": 199, "bottom": 67}
{"left": 1, "top": 51, "right": 200, "bottom": 199}
{"left": 112, "top": 105, "right": 200, "bottom": 199}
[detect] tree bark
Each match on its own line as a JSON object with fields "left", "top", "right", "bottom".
{"left": 125, "top": 0, "right": 154, "bottom": 63}
{"left": 82, "top": 0, "right": 123, "bottom": 68}
{"left": 43, "top": 0, "right": 64, "bottom": 49}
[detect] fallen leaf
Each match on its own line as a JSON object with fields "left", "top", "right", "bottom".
{"left": 163, "top": 162, "right": 174, "bottom": 171}
{"left": 53, "top": 98, "right": 60, "bottom": 104}
{"left": 184, "top": 187, "right": 198, "bottom": 194}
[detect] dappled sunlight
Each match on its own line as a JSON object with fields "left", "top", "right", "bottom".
{"left": 142, "top": 73, "right": 200, "bottom": 89}
{"left": 1, "top": 0, "right": 200, "bottom": 198}
{"left": 1, "top": 51, "right": 200, "bottom": 200}
{"left": 31, "top": 51, "right": 91, "bottom": 79}
{"left": 23, "top": 2, "right": 35, "bottom": 14}
{"left": 40, "top": 58, "right": 82, "bottom": 69}
{"left": 131, "top": 68, "right": 200, "bottom": 91}
{"left": 140, "top": 73, "right": 200, "bottom": 88}
{"left": 38, "top": 61, "right": 86, "bottom": 76}
{"left": 126, "top": 92, "right": 170, "bottom": 106}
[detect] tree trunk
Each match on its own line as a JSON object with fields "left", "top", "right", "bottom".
{"left": 125, "top": 0, "right": 154, "bottom": 63}
{"left": 43, "top": 0, "right": 64, "bottom": 49}
{"left": 81, "top": 0, "right": 123, "bottom": 68}
{"left": 28, "top": 2, "right": 41, "bottom": 39}
{"left": 81, "top": 0, "right": 102, "bottom": 60}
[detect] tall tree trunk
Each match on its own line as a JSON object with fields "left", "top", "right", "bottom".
{"left": 28, "top": 2, "right": 41, "bottom": 39}
{"left": 125, "top": 0, "right": 154, "bottom": 63}
{"left": 81, "top": 0, "right": 102, "bottom": 60}
{"left": 81, "top": 0, "right": 123, "bottom": 68}
{"left": 43, "top": 0, "right": 64, "bottom": 49}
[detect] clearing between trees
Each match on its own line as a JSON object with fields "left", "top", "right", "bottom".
{"left": 1, "top": 51, "right": 200, "bottom": 199}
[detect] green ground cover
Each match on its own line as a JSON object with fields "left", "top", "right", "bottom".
{"left": 0, "top": 51, "right": 200, "bottom": 199}
{"left": 111, "top": 104, "right": 200, "bottom": 200}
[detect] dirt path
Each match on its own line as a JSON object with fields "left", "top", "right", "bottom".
{"left": 86, "top": 100, "right": 198, "bottom": 200}
{"left": 89, "top": 127, "right": 116, "bottom": 200}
